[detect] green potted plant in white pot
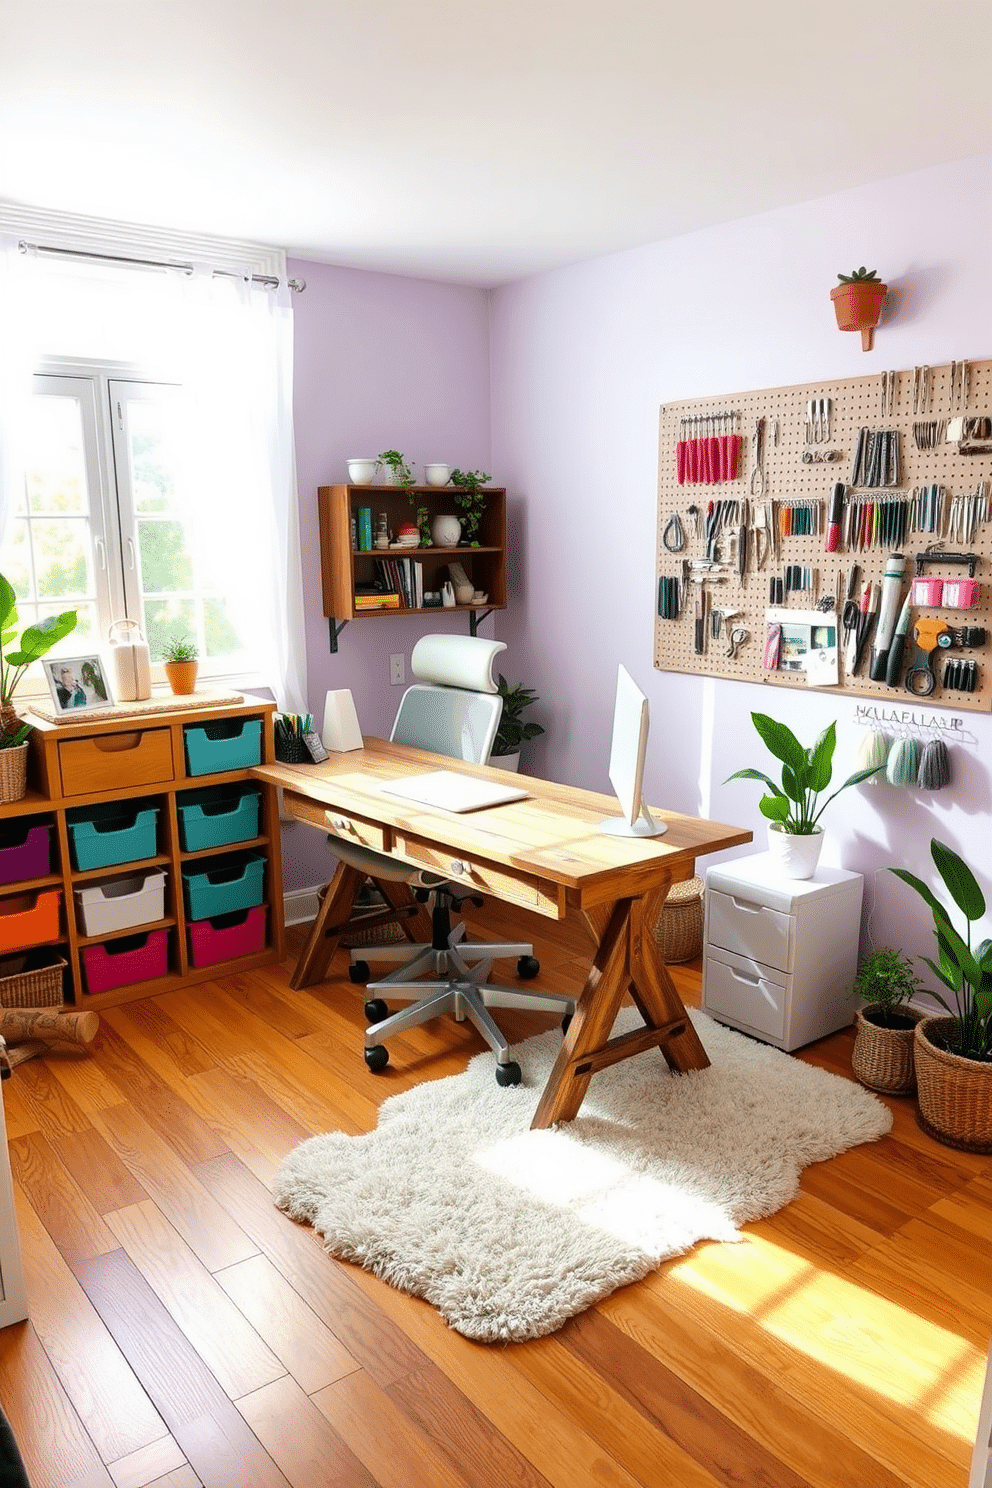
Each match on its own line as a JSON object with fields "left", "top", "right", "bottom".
{"left": 490, "top": 675, "right": 544, "bottom": 772}
{"left": 892, "top": 839, "right": 992, "bottom": 1151}
{"left": 726, "top": 712, "right": 883, "bottom": 878}
{"left": 0, "top": 574, "right": 78, "bottom": 802}
{"left": 851, "top": 947, "right": 926, "bottom": 1096}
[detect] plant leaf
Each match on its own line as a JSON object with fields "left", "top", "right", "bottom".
{"left": 750, "top": 712, "right": 805, "bottom": 773}
{"left": 805, "top": 723, "right": 836, "bottom": 792}
{"left": 758, "top": 795, "right": 790, "bottom": 822}
{"left": 931, "top": 839, "right": 985, "bottom": 921}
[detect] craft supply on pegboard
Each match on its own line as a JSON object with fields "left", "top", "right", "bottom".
{"left": 655, "top": 357, "right": 992, "bottom": 713}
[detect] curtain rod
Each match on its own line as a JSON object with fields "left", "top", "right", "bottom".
{"left": 17, "top": 240, "right": 306, "bottom": 292}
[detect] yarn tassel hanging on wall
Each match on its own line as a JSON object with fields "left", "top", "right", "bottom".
{"left": 852, "top": 729, "right": 891, "bottom": 782}
{"left": 917, "top": 738, "right": 951, "bottom": 791}
{"left": 885, "top": 735, "right": 920, "bottom": 788}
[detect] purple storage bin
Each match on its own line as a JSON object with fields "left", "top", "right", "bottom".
{"left": 0, "top": 823, "right": 53, "bottom": 886}
{"left": 81, "top": 928, "right": 169, "bottom": 995}
{"left": 188, "top": 904, "right": 267, "bottom": 968}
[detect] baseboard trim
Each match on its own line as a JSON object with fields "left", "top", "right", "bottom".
{"left": 284, "top": 887, "right": 321, "bottom": 927}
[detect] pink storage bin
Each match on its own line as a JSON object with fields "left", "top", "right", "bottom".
{"left": 188, "top": 904, "right": 267, "bottom": 968}
{"left": 81, "top": 928, "right": 168, "bottom": 994}
{"left": 941, "top": 578, "right": 979, "bottom": 609}
{"left": 911, "top": 577, "right": 943, "bottom": 607}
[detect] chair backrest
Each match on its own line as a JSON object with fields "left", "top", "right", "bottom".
{"left": 390, "top": 634, "right": 506, "bottom": 763}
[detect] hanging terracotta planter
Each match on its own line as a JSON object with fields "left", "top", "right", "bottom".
{"left": 830, "top": 269, "right": 888, "bottom": 352}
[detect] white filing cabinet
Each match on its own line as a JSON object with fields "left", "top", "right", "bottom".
{"left": 702, "top": 853, "right": 864, "bottom": 1051}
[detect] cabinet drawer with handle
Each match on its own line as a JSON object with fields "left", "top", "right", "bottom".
{"left": 703, "top": 946, "right": 788, "bottom": 1041}
{"left": 282, "top": 791, "right": 387, "bottom": 852}
{"left": 706, "top": 887, "right": 794, "bottom": 973}
{"left": 394, "top": 832, "right": 564, "bottom": 919}
{"left": 59, "top": 728, "right": 174, "bottom": 797}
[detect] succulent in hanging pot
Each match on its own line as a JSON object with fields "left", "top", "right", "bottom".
{"left": 0, "top": 573, "right": 78, "bottom": 746}
{"left": 830, "top": 267, "right": 888, "bottom": 352}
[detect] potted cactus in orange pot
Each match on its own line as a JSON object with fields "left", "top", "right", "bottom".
{"left": 830, "top": 267, "right": 888, "bottom": 352}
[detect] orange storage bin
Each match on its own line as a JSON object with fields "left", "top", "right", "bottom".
{"left": 0, "top": 889, "right": 61, "bottom": 953}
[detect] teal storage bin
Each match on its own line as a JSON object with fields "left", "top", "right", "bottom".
{"left": 181, "top": 852, "right": 265, "bottom": 921}
{"left": 184, "top": 718, "right": 262, "bottom": 776}
{"left": 176, "top": 784, "right": 261, "bottom": 851}
{"left": 67, "top": 803, "right": 160, "bottom": 871}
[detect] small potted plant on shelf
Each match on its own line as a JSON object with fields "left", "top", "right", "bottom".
{"left": 161, "top": 634, "right": 199, "bottom": 695}
{"left": 891, "top": 839, "right": 992, "bottom": 1151}
{"left": 726, "top": 713, "right": 884, "bottom": 879}
{"left": 830, "top": 267, "right": 888, "bottom": 352}
{"left": 490, "top": 675, "right": 544, "bottom": 771}
{"left": 0, "top": 573, "right": 78, "bottom": 802}
{"left": 851, "top": 947, "right": 925, "bottom": 1095}
{"left": 449, "top": 468, "right": 491, "bottom": 546}
{"left": 378, "top": 449, "right": 417, "bottom": 503}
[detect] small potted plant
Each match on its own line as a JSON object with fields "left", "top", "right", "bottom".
{"left": 830, "top": 267, "right": 888, "bottom": 352}
{"left": 490, "top": 675, "right": 544, "bottom": 771}
{"left": 161, "top": 634, "right": 199, "bottom": 695}
{"left": 892, "top": 839, "right": 992, "bottom": 1151}
{"left": 851, "top": 947, "right": 925, "bottom": 1095}
{"left": 449, "top": 469, "right": 491, "bottom": 546}
{"left": 726, "top": 713, "right": 884, "bottom": 878}
{"left": 378, "top": 449, "right": 417, "bottom": 503}
{"left": 0, "top": 573, "right": 77, "bottom": 802}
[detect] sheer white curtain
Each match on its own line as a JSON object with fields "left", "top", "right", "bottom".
{"left": 0, "top": 234, "right": 308, "bottom": 713}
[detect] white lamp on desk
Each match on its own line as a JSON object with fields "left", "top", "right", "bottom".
{"left": 322, "top": 689, "right": 363, "bottom": 752}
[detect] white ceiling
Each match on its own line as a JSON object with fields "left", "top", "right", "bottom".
{"left": 2, "top": 1, "right": 990, "bottom": 287}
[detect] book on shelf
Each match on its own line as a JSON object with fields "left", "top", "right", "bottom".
{"left": 357, "top": 507, "right": 373, "bottom": 552}
{"left": 354, "top": 592, "right": 400, "bottom": 610}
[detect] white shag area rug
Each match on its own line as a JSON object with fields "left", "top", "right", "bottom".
{"left": 273, "top": 1009, "right": 892, "bottom": 1343}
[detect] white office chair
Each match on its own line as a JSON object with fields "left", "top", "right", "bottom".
{"left": 328, "top": 634, "right": 574, "bottom": 1085}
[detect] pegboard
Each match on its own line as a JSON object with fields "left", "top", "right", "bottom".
{"left": 655, "top": 358, "right": 992, "bottom": 713}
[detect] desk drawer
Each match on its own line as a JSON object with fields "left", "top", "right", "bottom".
{"left": 706, "top": 887, "right": 794, "bottom": 973}
{"left": 60, "top": 728, "right": 174, "bottom": 797}
{"left": 282, "top": 791, "right": 387, "bottom": 852}
{"left": 395, "top": 832, "right": 563, "bottom": 918}
{"left": 703, "top": 947, "right": 788, "bottom": 1041}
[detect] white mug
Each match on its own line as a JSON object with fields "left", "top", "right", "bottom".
{"left": 424, "top": 463, "right": 450, "bottom": 487}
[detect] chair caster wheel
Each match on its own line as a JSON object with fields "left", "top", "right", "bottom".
{"left": 364, "top": 998, "right": 390, "bottom": 1024}
{"left": 349, "top": 961, "right": 370, "bottom": 984}
{"left": 517, "top": 955, "right": 540, "bottom": 979}
{"left": 561, "top": 1013, "right": 572, "bottom": 1035}
{"left": 364, "top": 1045, "right": 389, "bottom": 1073}
{"left": 495, "top": 1061, "right": 521, "bottom": 1087}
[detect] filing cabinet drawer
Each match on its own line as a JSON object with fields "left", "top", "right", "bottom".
{"left": 706, "top": 887, "right": 794, "bottom": 973}
{"left": 59, "top": 728, "right": 174, "bottom": 797}
{"left": 283, "top": 791, "right": 387, "bottom": 852}
{"left": 395, "top": 832, "right": 564, "bottom": 919}
{"left": 703, "top": 947, "right": 788, "bottom": 1041}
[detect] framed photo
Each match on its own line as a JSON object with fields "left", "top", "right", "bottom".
{"left": 43, "top": 656, "right": 115, "bottom": 715}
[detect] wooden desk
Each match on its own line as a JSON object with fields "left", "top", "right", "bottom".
{"left": 253, "top": 739, "right": 750, "bottom": 1127}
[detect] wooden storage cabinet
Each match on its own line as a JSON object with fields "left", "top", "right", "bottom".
{"left": 318, "top": 483, "right": 507, "bottom": 627}
{"left": 0, "top": 698, "right": 286, "bottom": 1010}
{"left": 702, "top": 854, "right": 863, "bottom": 1051}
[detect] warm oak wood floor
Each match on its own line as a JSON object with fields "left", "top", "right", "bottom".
{"left": 0, "top": 901, "right": 989, "bottom": 1488}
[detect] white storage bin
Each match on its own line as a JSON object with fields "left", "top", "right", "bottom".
{"left": 74, "top": 870, "right": 167, "bottom": 938}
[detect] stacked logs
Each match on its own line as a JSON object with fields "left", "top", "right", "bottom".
{"left": 0, "top": 1008, "right": 99, "bottom": 1073}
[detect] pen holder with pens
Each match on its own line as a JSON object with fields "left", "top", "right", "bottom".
{"left": 274, "top": 713, "right": 312, "bottom": 764}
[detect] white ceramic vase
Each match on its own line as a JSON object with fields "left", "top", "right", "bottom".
{"left": 431, "top": 514, "right": 462, "bottom": 548}
{"left": 766, "top": 823, "right": 823, "bottom": 879}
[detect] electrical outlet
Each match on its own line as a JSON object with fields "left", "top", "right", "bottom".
{"left": 389, "top": 654, "right": 405, "bottom": 686}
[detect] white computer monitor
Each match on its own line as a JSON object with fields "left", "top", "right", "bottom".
{"left": 599, "top": 664, "right": 667, "bottom": 838}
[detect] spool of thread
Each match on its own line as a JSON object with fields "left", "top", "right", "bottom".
{"left": 917, "top": 739, "right": 951, "bottom": 791}
{"left": 852, "top": 728, "right": 890, "bottom": 782}
{"left": 885, "top": 736, "right": 920, "bottom": 788}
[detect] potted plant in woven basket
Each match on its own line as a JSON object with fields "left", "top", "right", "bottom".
{"left": 891, "top": 839, "right": 992, "bottom": 1152}
{"left": 0, "top": 574, "right": 78, "bottom": 803}
{"left": 851, "top": 947, "right": 925, "bottom": 1095}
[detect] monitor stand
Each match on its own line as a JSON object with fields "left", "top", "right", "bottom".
{"left": 598, "top": 804, "right": 668, "bottom": 838}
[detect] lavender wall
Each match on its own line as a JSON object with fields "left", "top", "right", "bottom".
{"left": 488, "top": 153, "right": 992, "bottom": 973}
{"left": 285, "top": 259, "right": 494, "bottom": 892}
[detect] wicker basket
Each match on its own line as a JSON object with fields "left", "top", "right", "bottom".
{"left": 651, "top": 877, "right": 704, "bottom": 964}
{"left": 914, "top": 1016, "right": 992, "bottom": 1153}
{"left": 319, "top": 880, "right": 409, "bottom": 949}
{"left": 0, "top": 948, "right": 67, "bottom": 1009}
{"left": 0, "top": 743, "right": 29, "bottom": 805}
{"left": 851, "top": 1004, "right": 926, "bottom": 1095}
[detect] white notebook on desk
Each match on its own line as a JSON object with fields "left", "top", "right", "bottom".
{"left": 378, "top": 770, "right": 529, "bottom": 814}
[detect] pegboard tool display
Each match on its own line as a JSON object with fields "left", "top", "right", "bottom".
{"left": 655, "top": 358, "right": 992, "bottom": 713}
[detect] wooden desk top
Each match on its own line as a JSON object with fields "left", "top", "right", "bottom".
{"left": 254, "top": 737, "right": 750, "bottom": 908}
